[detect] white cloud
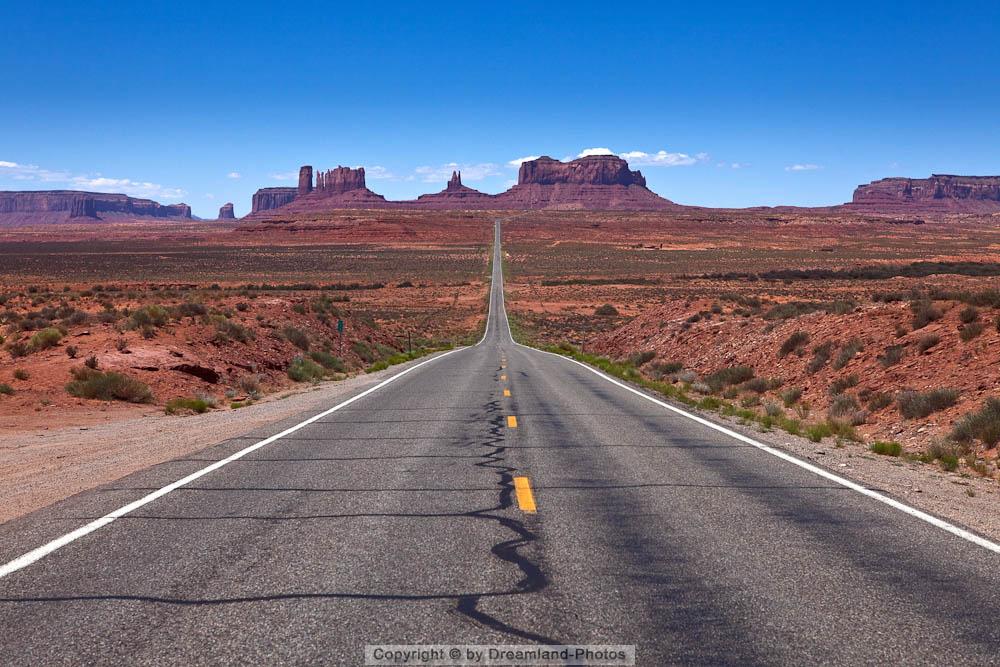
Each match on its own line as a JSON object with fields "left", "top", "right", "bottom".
{"left": 620, "top": 150, "right": 709, "bottom": 167}
{"left": 270, "top": 171, "right": 298, "bottom": 181}
{"left": 577, "top": 147, "right": 615, "bottom": 157}
{"left": 227, "top": 171, "right": 241, "bottom": 179}
{"left": 413, "top": 162, "right": 500, "bottom": 183}
{"left": 365, "top": 165, "right": 395, "bottom": 180}
{"left": 785, "top": 163, "right": 821, "bottom": 172}
{"left": 205, "top": 193, "right": 216, "bottom": 199}
{"left": 508, "top": 155, "right": 541, "bottom": 167}
{"left": 0, "top": 160, "right": 185, "bottom": 200}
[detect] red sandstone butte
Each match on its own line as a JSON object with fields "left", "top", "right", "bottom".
{"left": 218, "top": 202, "right": 236, "bottom": 220}
{"left": 850, "top": 175, "right": 1000, "bottom": 213}
{"left": 0, "top": 191, "right": 192, "bottom": 225}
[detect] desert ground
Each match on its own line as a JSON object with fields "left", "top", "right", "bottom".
{"left": 3, "top": 208, "right": 1000, "bottom": 523}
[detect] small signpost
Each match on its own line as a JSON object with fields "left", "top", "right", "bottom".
{"left": 337, "top": 319, "right": 344, "bottom": 356}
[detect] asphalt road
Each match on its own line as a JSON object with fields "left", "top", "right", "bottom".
{"left": 2, "top": 220, "right": 1000, "bottom": 665}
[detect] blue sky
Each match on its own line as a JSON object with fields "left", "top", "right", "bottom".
{"left": 2, "top": 1, "right": 998, "bottom": 217}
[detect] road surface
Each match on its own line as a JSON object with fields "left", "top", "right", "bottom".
{"left": 1, "top": 220, "right": 999, "bottom": 665}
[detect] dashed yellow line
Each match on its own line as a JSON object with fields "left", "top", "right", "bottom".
{"left": 507, "top": 415, "right": 518, "bottom": 428}
{"left": 503, "top": 389, "right": 511, "bottom": 397}
{"left": 513, "top": 476, "right": 537, "bottom": 513}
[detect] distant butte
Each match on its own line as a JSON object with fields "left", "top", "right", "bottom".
{"left": 218, "top": 202, "right": 235, "bottom": 220}
{"left": 850, "top": 175, "right": 1000, "bottom": 213}
{"left": 247, "top": 154, "right": 676, "bottom": 216}
{"left": 0, "top": 191, "right": 192, "bottom": 226}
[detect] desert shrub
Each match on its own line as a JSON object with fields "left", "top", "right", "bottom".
{"left": 740, "top": 377, "right": 773, "bottom": 394}
{"left": 951, "top": 398, "right": 1000, "bottom": 448}
{"left": 897, "top": 388, "right": 959, "bottom": 419}
{"left": 828, "top": 374, "right": 859, "bottom": 396}
{"left": 0, "top": 383, "right": 13, "bottom": 396}
{"left": 917, "top": 333, "right": 940, "bottom": 353}
{"left": 764, "top": 402, "right": 784, "bottom": 418}
{"left": 878, "top": 344, "right": 905, "bottom": 368}
{"left": 895, "top": 324, "right": 908, "bottom": 338}
{"left": 28, "top": 327, "right": 63, "bottom": 352}
{"left": 165, "top": 396, "right": 214, "bottom": 415}
{"left": 128, "top": 305, "right": 169, "bottom": 330}
{"left": 65, "top": 367, "right": 153, "bottom": 403}
{"left": 832, "top": 338, "right": 863, "bottom": 370}
{"left": 780, "top": 387, "right": 803, "bottom": 407}
{"left": 866, "top": 392, "right": 893, "bottom": 411}
{"left": 807, "top": 341, "right": 833, "bottom": 374}
{"left": 309, "top": 350, "right": 346, "bottom": 372}
{"left": 828, "top": 393, "right": 860, "bottom": 418}
{"left": 287, "top": 356, "right": 325, "bottom": 382}
{"left": 84, "top": 355, "right": 99, "bottom": 369}
{"left": 237, "top": 374, "right": 262, "bottom": 397}
{"left": 595, "top": 304, "right": 619, "bottom": 317}
{"left": 173, "top": 302, "right": 207, "bottom": 318}
{"left": 649, "top": 360, "right": 683, "bottom": 378}
{"left": 778, "top": 331, "right": 809, "bottom": 358}
{"left": 282, "top": 326, "right": 310, "bottom": 351}
{"left": 959, "top": 306, "right": 979, "bottom": 324}
{"left": 7, "top": 340, "right": 29, "bottom": 358}
{"left": 65, "top": 310, "right": 89, "bottom": 326}
{"left": 870, "top": 441, "right": 903, "bottom": 457}
{"left": 351, "top": 340, "right": 377, "bottom": 363}
{"left": 959, "top": 322, "right": 984, "bottom": 342}
{"left": 629, "top": 350, "right": 656, "bottom": 367}
{"left": 65, "top": 345, "right": 78, "bottom": 359}
{"left": 215, "top": 319, "right": 254, "bottom": 344}
{"left": 740, "top": 395, "right": 761, "bottom": 408}
{"left": 13, "top": 368, "right": 29, "bottom": 380}
{"left": 705, "top": 365, "right": 755, "bottom": 393}
{"left": 910, "top": 300, "right": 942, "bottom": 329}
{"left": 235, "top": 302, "right": 249, "bottom": 312}
{"left": 805, "top": 422, "right": 833, "bottom": 442}
{"left": 763, "top": 300, "right": 855, "bottom": 321}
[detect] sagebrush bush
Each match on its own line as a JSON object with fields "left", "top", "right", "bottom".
{"left": 807, "top": 342, "right": 833, "bottom": 374}
{"left": 128, "top": 305, "right": 169, "bottom": 330}
{"left": 705, "top": 366, "right": 755, "bottom": 393}
{"left": 282, "top": 326, "right": 310, "bottom": 351}
{"left": 916, "top": 333, "right": 940, "bottom": 353}
{"left": 870, "top": 441, "right": 902, "bottom": 456}
{"left": 287, "top": 356, "right": 325, "bottom": 382}
{"left": 165, "top": 396, "right": 214, "bottom": 415}
{"left": 778, "top": 331, "right": 809, "bottom": 358}
{"left": 951, "top": 398, "right": 1000, "bottom": 447}
{"left": 215, "top": 319, "right": 254, "bottom": 343}
{"left": 0, "top": 383, "right": 13, "bottom": 396}
{"left": 13, "top": 368, "right": 29, "bottom": 380}
{"left": 828, "top": 374, "right": 859, "bottom": 396}
{"left": 780, "top": 386, "right": 803, "bottom": 407}
{"left": 865, "top": 392, "right": 893, "bottom": 411}
{"left": 595, "top": 304, "right": 619, "bottom": 317}
{"left": 959, "top": 306, "right": 979, "bottom": 324}
{"left": 628, "top": 350, "right": 656, "bottom": 367}
{"left": 959, "top": 322, "right": 984, "bottom": 342}
{"left": 832, "top": 338, "right": 863, "bottom": 370}
{"left": 878, "top": 344, "right": 905, "bottom": 368}
{"left": 897, "top": 388, "right": 959, "bottom": 419}
{"left": 910, "top": 300, "right": 943, "bottom": 329}
{"left": 29, "top": 327, "right": 63, "bottom": 351}
{"left": 65, "top": 367, "right": 153, "bottom": 403}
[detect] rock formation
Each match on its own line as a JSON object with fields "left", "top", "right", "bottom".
{"left": 315, "top": 166, "right": 368, "bottom": 195}
{"left": 415, "top": 170, "right": 497, "bottom": 208}
{"left": 851, "top": 175, "right": 1000, "bottom": 213}
{"left": 218, "top": 202, "right": 235, "bottom": 219}
{"left": 495, "top": 155, "right": 675, "bottom": 210}
{"left": 0, "top": 191, "right": 192, "bottom": 225}
{"left": 298, "top": 166, "right": 313, "bottom": 195}
{"left": 250, "top": 187, "right": 298, "bottom": 213}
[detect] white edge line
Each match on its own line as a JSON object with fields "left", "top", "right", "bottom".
{"left": 0, "top": 347, "right": 465, "bottom": 580}
{"left": 493, "top": 224, "right": 1000, "bottom": 556}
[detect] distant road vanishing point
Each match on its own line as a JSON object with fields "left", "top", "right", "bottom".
{"left": 1, "top": 220, "right": 1000, "bottom": 664}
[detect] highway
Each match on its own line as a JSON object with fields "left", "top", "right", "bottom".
{"left": 1, "top": 220, "right": 1000, "bottom": 665}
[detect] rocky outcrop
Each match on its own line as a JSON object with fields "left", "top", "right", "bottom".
{"left": 496, "top": 155, "right": 675, "bottom": 210}
{"left": 415, "top": 170, "right": 497, "bottom": 208}
{"left": 315, "top": 166, "right": 367, "bottom": 195}
{"left": 218, "top": 202, "right": 235, "bottom": 219}
{"left": 250, "top": 187, "right": 297, "bottom": 213}
{"left": 851, "top": 175, "right": 1000, "bottom": 213}
{"left": 0, "top": 191, "right": 191, "bottom": 225}
{"left": 298, "top": 166, "right": 313, "bottom": 195}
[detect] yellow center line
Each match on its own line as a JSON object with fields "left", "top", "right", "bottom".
{"left": 507, "top": 415, "right": 518, "bottom": 428}
{"left": 513, "top": 477, "right": 537, "bottom": 513}
{"left": 503, "top": 389, "right": 511, "bottom": 397}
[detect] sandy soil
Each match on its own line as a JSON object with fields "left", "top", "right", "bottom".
{"left": 0, "top": 358, "right": 438, "bottom": 524}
